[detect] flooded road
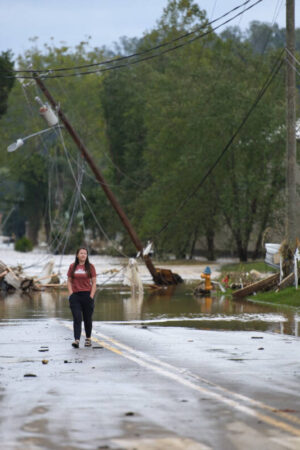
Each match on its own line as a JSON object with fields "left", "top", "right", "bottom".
{"left": 2, "top": 284, "right": 300, "bottom": 449}
{"left": 1, "top": 284, "right": 299, "bottom": 336}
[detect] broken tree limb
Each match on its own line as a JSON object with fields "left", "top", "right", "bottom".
{"left": 34, "top": 273, "right": 59, "bottom": 283}
{"left": 0, "top": 260, "right": 35, "bottom": 292}
{"left": 35, "top": 260, "right": 55, "bottom": 284}
{"left": 0, "top": 270, "right": 8, "bottom": 279}
{"left": 38, "top": 283, "right": 67, "bottom": 289}
{"left": 4, "top": 269, "right": 24, "bottom": 290}
{"left": 232, "top": 273, "right": 280, "bottom": 299}
{"left": 0, "top": 261, "right": 8, "bottom": 273}
{"left": 20, "top": 278, "right": 34, "bottom": 290}
{"left": 277, "top": 271, "right": 295, "bottom": 290}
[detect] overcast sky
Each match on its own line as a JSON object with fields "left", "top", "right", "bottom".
{"left": 0, "top": 0, "right": 297, "bottom": 58}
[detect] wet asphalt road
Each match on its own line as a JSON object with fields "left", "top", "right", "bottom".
{"left": 1, "top": 319, "right": 300, "bottom": 449}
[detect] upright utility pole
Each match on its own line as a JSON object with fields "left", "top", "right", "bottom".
{"left": 286, "top": 0, "right": 297, "bottom": 242}
{"left": 34, "top": 76, "right": 182, "bottom": 285}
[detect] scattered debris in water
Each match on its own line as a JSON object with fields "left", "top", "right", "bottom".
{"left": 0, "top": 259, "right": 61, "bottom": 292}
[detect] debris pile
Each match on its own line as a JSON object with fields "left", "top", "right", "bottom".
{"left": 222, "top": 270, "right": 264, "bottom": 290}
{"left": 233, "top": 241, "right": 300, "bottom": 298}
{"left": 0, "top": 259, "right": 61, "bottom": 293}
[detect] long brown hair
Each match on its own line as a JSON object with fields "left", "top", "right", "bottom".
{"left": 70, "top": 247, "right": 92, "bottom": 278}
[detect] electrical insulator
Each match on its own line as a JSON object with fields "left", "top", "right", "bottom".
{"left": 39, "top": 104, "right": 59, "bottom": 127}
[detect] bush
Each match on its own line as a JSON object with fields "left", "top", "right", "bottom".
{"left": 15, "top": 236, "right": 33, "bottom": 252}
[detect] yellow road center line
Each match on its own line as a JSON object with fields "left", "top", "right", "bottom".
{"left": 63, "top": 322, "right": 300, "bottom": 437}
{"left": 92, "top": 329, "right": 300, "bottom": 428}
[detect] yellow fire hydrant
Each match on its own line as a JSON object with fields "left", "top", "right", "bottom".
{"left": 201, "top": 266, "right": 212, "bottom": 291}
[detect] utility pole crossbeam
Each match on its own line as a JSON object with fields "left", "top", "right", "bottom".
{"left": 34, "top": 75, "right": 182, "bottom": 285}
{"left": 286, "top": 0, "right": 297, "bottom": 243}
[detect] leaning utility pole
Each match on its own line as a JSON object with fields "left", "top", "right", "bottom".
{"left": 34, "top": 75, "right": 182, "bottom": 285}
{"left": 286, "top": 0, "right": 297, "bottom": 242}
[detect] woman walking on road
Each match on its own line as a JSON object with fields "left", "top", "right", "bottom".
{"left": 67, "top": 247, "right": 97, "bottom": 348}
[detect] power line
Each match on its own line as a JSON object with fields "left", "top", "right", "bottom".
{"left": 10, "top": 0, "right": 263, "bottom": 80}
{"left": 57, "top": 126, "right": 130, "bottom": 258}
{"left": 286, "top": 57, "right": 300, "bottom": 78}
{"left": 12, "top": 0, "right": 257, "bottom": 74}
{"left": 155, "top": 50, "right": 284, "bottom": 237}
{"left": 285, "top": 47, "right": 300, "bottom": 67}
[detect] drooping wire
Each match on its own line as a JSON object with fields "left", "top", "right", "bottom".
{"left": 76, "top": 154, "right": 89, "bottom": 248}
{"left": 12, "top": 0, "right": 257, "bottom": 74}
{"left": 50, "top": 74, "right": 140, "bottom": 190}
{"left": 3, "top": 82, "right": 76, "bottom": 269}
{"left": 101, "top": 150, "right": 148, "bottom": 189}
{"left": 21, "top": 187, "right": 81, "bottom": 270}
{"left": 285, "top": 47, "right": 300, "bottom": 68}
{"left": 210, "top": 0, "right": 218, "bottom": 20}
{"left": 57, "top": 152, "right": 83, "bottom": 273}
{"left": 285, "top": 47, "right": 300, "bottom": 78}
{"left": 10, "top": 0, "right": 263, "bottom": 80}
{"left": 46, "top": 75, "right": 140, "bottom": 255}
{"left": 57, "top": 126, "right": 130, "bottom": 258}
{"left": 154, "top": 50, "right": 285, "bottom": 237}
{"left": 286, "top": 56, "right": 300, "bottom": 78}
{"left": 20, "top": 82, "right": 74, "bottom": 256}
{"left": 255, "top": 0, "right": 285, "bottom": 55}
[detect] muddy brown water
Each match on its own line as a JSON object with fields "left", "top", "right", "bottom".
{"left": 0, "top": 284, "right": 299, "bottom": 337}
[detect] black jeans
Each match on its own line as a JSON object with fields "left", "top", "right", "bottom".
{"left": 69, "top": 291, "right": 94, "bottom": 340}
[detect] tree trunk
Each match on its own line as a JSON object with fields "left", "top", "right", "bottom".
{"left": 206, "top": 228, "right": 215, "bottom": 261}
{"left": 252, "top": 231, "right": 263, "bottom": 260}
{"left": 237, "top": 244, "right": 248, "bottom": 262}
{"left": 26, "top": 217, "right": 41, "bottom": 246}
{"left": 189, "top": 226, "right": 199, "bottom": 260}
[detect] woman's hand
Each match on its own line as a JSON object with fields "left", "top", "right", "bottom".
{"left": 67, "top": 277, "right": 73, "bottom": 297}
{"left": 90, "top": 277, "right": 97, "bottom": 300}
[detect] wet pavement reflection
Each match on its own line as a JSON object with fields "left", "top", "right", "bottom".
{"left": 0, "top": 284, "right": 299, "bottom": 337}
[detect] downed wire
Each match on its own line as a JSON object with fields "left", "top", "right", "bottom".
{"left": 154, "top": 50, "right": 285, "bottom": 237}
{"left": 9, "top": 0, "right": 262, "bottom": 79}
{"left": 12, "top": 0, "right": 258, "bottom": 74}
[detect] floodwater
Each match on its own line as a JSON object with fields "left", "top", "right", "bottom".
{"left": 2, "top": 283, "right": 300, "bottom": 449}
{"left": 0, "top": 284, "right": 299, "bottom": 337}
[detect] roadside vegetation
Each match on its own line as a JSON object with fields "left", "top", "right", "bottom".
{"left": 251, "top": 287, "right": 300, "bottom": 308}
{"left": 220, "top": 261, "right": 300, "bottom": 308}
{"left": 220, "top": 261, "right": 277, "bottom": 275}
{"left": 0, "top": 0, "right": 299, "bottom": 260}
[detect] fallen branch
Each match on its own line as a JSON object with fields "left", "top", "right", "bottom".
{"left": 34, "top": 273, "right": 59, "bottom": 283}
{"left": 277, "top": 272, "right": 295, "bottom": 290}
{"left": 38, "top": 283, "right": 67, "bottom": 288}
{"left": 0, "top": 270, "right": 8, "bottom": 279}
{"left": 232, "top": 273, "right": 280, "bottom": 299}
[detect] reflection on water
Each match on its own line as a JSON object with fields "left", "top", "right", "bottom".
{"left": 0, "top": 284, "right": 299, "bottom": 337}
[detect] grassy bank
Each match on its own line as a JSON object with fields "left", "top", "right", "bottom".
{"left": 220, "top": 261, "right": 300, "bottom": 308}
{"left": 220, "top": 261, "right": 277, "bottom": 274}
{"left": 250, "top": 287, "right": 300, "bottom": 307}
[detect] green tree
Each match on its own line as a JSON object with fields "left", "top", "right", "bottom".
{"left": 0, "top": 51, "right": 15, "bottom": 117}
{"left": 136, "top": 13, "right": 286, "bottom": 260}
{"left": 0, "top": 41, "right": 110, "bottom": 248}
